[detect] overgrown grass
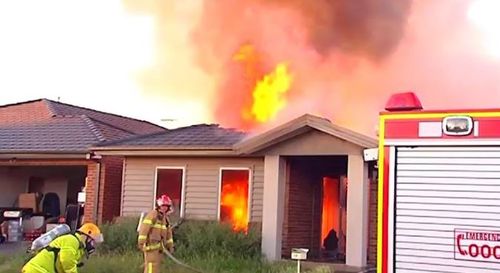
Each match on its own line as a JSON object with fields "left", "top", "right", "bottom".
{"left": 0, "top": 251, "right": 31, "bottom": 273}
{"left": 0, "top": 219, "right": 328, "bottom": 273}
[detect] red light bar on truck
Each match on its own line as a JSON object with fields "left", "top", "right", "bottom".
{"left": 384, "top": 91, "right": 423, "bottom": 111}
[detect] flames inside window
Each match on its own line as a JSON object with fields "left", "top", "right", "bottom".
{"left": 322, "top": 177, "right": 340, "bottom": 244}
{"left": 219, "top": 169, "right": 250, "bottom": 232}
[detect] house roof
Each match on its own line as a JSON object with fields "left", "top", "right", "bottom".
{"left": 94, "top": 114, "right": 377, "bottom": 157}
{"left": 93, "top": 124, "right": 247, "bottom": 152}
{"left": 45, "top": 99, "right": 164, "bottom": 135}
{"left": 0, "top": 99, "right": 166, "bottom": 154}
{"left": 234, "top": 114, "right": 378, "bottom": 154}
{"left": 0, "top": 116, "right": 102, "bottom": 153}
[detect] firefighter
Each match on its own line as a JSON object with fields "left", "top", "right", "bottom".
{"left": 22, "top": 223, "right": 104, "bottom": 273}
{"left": 138, "top": 194, "right": 175, "bottom": 273}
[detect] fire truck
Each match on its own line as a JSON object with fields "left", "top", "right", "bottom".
{"left": 377, "top": 92, "right": 500, "bottom": 273}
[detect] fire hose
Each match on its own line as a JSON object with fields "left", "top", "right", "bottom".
{"left": 161, "top": 244, "right": 206, "bottom": 273}
{"left": 138, "top": 245, "right": 207, "bottom": 273}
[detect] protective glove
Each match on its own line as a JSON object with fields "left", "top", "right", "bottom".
{"left": 167, "top": 245, "right": 175, "bottom": 253}
{"left": 165, "top": 238, "right": 174, "bottom": 253}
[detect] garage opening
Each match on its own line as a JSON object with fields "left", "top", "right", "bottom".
{"left": 282, "top": 156, "right": 348, "bottom": 262}
{"left": 0, "top": 165, "right": 87, "bottom": 233}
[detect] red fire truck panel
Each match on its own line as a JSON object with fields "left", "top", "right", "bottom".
{"left": 378, "top": 93, "right": 500, "bottom": 273}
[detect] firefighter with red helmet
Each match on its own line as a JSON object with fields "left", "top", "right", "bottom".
{"left": 138, "top": 194, "right": 175, "bottom": 273}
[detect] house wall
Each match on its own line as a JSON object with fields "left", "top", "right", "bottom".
{"left": 121, "top": 157, "right": 264, "bottom": 222}
{"left": 258, "top": 130, "right": 363, "bottom": 156}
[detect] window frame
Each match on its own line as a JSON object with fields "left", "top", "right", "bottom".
{"left": 217, "top": 167, "right": 253, "bottom": 224}
{"left": 153, "top": 166, "right": 186, "bottom": 218}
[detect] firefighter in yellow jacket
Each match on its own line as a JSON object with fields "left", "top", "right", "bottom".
{"left": 138, "top": 194, "right": 175, "bottom": 273}
{"left": 22, "top": 223, "right": 104, "bottom": 273}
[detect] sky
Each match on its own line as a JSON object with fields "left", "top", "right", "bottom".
{"left": 0, "top": 0, "right": 499, "bottom": 134}
{"left": 0, "top": 0, "right": 207, "bottom": 129}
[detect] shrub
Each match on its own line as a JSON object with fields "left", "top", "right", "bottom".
{"left": 98, "top": 218, "right": 261, "bottom": 259}
{"left": 98, "top": 217, "right": 139, "bottom": 254}
{"left": 173, "top": 220, "right": 261, "bottom": 259}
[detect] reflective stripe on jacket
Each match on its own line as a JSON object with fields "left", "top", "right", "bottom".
{"left": 138, "top": 209, "right": 173, "bottom": 250}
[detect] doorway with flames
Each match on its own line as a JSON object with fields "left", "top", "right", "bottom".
{"left": 282, "top": 156, "right": 348, "bottom": 263}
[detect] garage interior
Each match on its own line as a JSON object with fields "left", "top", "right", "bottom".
{"left": 281, "top": 155, "right": 348, "bottom": 263}
{"left": 0, "top": 165, "right": 87, "bottom": 220}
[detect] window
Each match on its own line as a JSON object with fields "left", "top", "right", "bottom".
{"left": 155, "top": 167, "right": 185, "bottom": 218}
{"left": 218, "top": 168, "right": 251, "bottom": 232}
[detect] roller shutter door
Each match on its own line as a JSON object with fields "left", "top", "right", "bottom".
{"left": 395, "top": 146, "right": 500, "bottom": 273}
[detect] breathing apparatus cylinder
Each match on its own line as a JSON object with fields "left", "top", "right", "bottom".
{"left": 30, "top": 224, "right": 71, "bottom": 252}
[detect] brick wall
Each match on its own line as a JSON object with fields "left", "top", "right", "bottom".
{"left": 84, "top": 162, "right": 98, "bottom": 223}
{"left": 282, "top": 165, "right": 320, "bottom": 258}
{"left": 98, "top": 156, "right": 124, "bottom": 223}
{"left": 311, "top": 178, "right": 322, "bottom": 257}
{"left": 0, "top": 100, "right": 52, "bottom": 125}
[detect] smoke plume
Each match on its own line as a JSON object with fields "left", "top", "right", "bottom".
{"left": 190, "top": 0, "right": 412, "bottom": 130}
{"left": 126, "top": 0, "right": 500, "bottom": 135}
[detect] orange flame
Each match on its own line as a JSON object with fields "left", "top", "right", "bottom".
{"left": 249, "top": 63, "right": 292, "bottom": 123}
{"left": 220, "top": 180, "right": 249, "bottom": 232}
{"left": 322, "top": 177, "right": 340, "bottom": 242}
{"left": 233, "top": 44, "right": 293, "bottom": 125}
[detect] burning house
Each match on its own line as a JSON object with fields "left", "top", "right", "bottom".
{"left": 93, "top": 114, "right": 377, "bottom": 269}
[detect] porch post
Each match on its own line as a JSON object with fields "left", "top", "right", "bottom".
{"left": 346, "top": 154, "right": 369, "bottom": 267}
{"left": 262, "top": 155, "right": 286, "bottom": 260}
{"left": 83, "top": 162, "right": 99, "bottom": 223}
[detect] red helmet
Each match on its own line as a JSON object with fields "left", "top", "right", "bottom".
{"left": 156, "top": 194, "right": 173, "bottom": 207}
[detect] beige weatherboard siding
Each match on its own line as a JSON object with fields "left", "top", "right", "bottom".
{"left": 121, "top": 157, "right": 264, "bottom": 222}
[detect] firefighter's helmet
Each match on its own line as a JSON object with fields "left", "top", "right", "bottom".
{"left": 78, "top": 223, "right": 104, "bottom": 243}
{"left": 156, "top": 194, "right": 173, "bottom": 207}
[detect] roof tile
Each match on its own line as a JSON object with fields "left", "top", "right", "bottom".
{"left": 97, "top": 124, "right": 247, "bottom": 148}
{"left": 0, "top": 99, "right": 167, "bottom": 153}
{"left": 0, "top": 117, "right": 99, "bottom": 153}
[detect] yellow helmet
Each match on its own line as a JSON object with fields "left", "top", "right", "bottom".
{"left": 78, "top": 223, "right": 104, "bottom": 243}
